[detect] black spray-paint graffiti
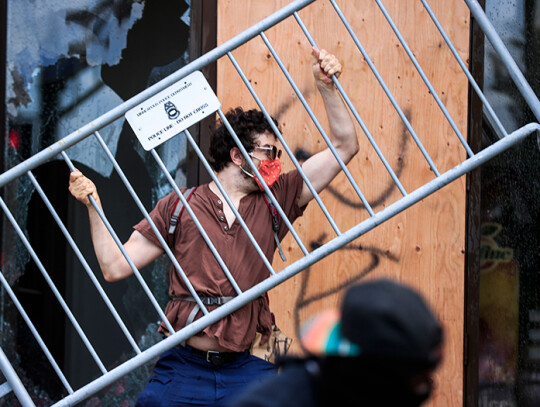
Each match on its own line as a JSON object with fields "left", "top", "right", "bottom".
{"left": 286, "top": 109, "right": 413, "bottom": 338}
{"left": 296, "top": 110, "right": 411, "bottom": 209}
{"left": 293, "top": 233, "right": 400, "bottom": 344}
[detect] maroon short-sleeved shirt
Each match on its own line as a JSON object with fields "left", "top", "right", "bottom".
{"left": 134, "top": 170, "right": 306, "bottom": 351}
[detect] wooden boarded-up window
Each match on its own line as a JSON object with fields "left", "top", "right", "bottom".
{"left": 217, "top": 1, "right": 470, "bottom": 406}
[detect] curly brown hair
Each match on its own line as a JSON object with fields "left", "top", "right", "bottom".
{"left": 208, "top": 107, "right": 279, "bottom": 172}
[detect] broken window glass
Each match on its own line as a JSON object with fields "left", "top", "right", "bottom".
{"left": 479, "top": 1, "right": 540, "bottom": 405}
{"left": 3, "top": 0, "right": 192, "bottom": 403}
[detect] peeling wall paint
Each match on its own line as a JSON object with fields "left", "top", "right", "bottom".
{"left": 7, "top": 0, "right": 145, "bottom": 114}
{"left": 6, "top": 0, "right": 146, "bottom": 178}
{"left": 2, "top": 1, "right": 193, "bottom": 404}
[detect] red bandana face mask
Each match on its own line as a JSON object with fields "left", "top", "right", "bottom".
{"left": 254, "top": 158, "right": 281, "bottom": 191}
{"left": 240, "top": 158, "right": 281, "bottom": 191}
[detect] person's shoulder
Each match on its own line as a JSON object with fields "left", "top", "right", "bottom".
{"left": 271, "top": 169, "right": 301, "bottom": 192}
{"left": 154, "top": 190, "right": 179, "bottom": 209}
{"left": 230, "top": 360, "right": 317, "bottom": 407}
{"left": 158, "top": 185, "right": 206, "bottom": 206}
{"left": 277, "top": 169, "right": 300, "bottom": 181}
{"left": 151, "top": 187, "right": 196, "bottom": 217}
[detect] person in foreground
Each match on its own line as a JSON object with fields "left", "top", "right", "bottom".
{"left": 69, "top": 47, "right": 358, "bottom": 406}
{"left": 229, "top": 278, "right": 444, "bottom": 407}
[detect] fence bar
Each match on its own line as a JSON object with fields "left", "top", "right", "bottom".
{"left": 61, "top": 152, "right": 176, "bottom": 334}
{"left": 464, "top": 0, "right": 540, "bottom": 123}
{"left": 0, "top": 271, "right": 73, "bottom": 394}
{"left": 183, "top": 129, "right": 276, "bottom": 275}
{"left": 92, "top": 132, "right": 209, "bottom": 314}
{"left": 0, "top": 196, "right": 107, "bottom": 374}
{"left": 260, "top": 31, "right": 376, "bottom": 216}
{"left": 293, "top": 11, "right": 408, "bottom": 197}
{"left": 50, "top": 121, "right": 539, "bottom": 407}
{"left": 327, "top": 0, "right": 442, "bottom": 179}
{"left": 226, "top": 51, "right": 342, "bottom": 236}
{"left": 482, "top": 107, "right": 506, "bottom": 140}
{"left": 0, "top": 347, "right": 35, "bottom": 407}
{"left": 0, "top": 381, "right": 11, "bottom": 398}
{"left": 150, "top": 149, "right": 243, "bottom": 295}
{"left": 3, "top": 1, "right": 538, "bottom": 405}
{"left": 0, "top": 0, "right": 316, "bottom": 189}
{"left": 26, "top": 170, "right": 140, "bottom": 354}
{"left": 375, "top": 0, "right": 474, "bottom": 159}
{"left": 217, "top": 109, "right": 310, "bottom": 255}
{"left": 420, "top": 0, "right": 507, "bottom": 139}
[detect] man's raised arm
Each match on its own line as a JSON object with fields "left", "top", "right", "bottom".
{"left": 69, "top": 171, "right": 164, "bottom": 282}
{"left": 298, "top": 48, "right": 359, "bottom": 208}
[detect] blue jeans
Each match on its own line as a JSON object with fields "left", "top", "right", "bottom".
{"left": 136, "top": 345, "right": 277, "bottom": 406}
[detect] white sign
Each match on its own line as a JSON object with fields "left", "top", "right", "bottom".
{"left": 125, "top": 71, "right": 221, "bottom": 151}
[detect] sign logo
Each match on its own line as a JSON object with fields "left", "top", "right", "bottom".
{"left": 164, "top": 101, "right": 180, "bottom": 120}
{"left": 125, "top": 71, "right": 221, "bottom": 151}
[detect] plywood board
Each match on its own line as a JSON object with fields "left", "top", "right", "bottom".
{"left": 217, "top": 1, "right": 469, "bottom": 405}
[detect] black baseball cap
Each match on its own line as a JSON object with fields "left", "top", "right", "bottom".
{"left": 300, "top": 279, "right": 443, "bottom": 367}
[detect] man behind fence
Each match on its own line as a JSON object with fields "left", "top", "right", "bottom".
{"left": 69, "top": 48, "right": 358, "bottom": 406}
{"left": 230, "top": 278, "right": 444, "bottom": 407}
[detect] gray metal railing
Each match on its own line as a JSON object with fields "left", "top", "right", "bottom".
{"left": 1, "top": 0, "right": 539, "bottom": 405}
{"left": 0, "top": 347, "right": 35, "bottom": 406}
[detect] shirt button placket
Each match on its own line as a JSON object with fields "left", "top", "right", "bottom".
{"left": 216, "top": 199, "right": 228, "bottom": 231}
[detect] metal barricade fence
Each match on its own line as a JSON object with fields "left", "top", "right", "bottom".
{"left": 0, "top": 0, "right": 538, "bottom": 405}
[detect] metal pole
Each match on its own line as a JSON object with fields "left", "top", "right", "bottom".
{"left": 260, "top": 32, "right": 375, "bottom": 215}
{"left": 62, "top": 152, "right": 176, "bottom": 334}
{"left": 0, "top": 0, "right": 317, "bottom": 188}
{"left": 226, "top": 51, "right": 342, "bottom": 236}
{"left": 92, "top": 132, "right": 209, "bottom": 315}
{"left": 420, "top": 0, "right": 507, "bottom": 139}
{"left": 183, "top": 129, "right": 276, "bottom": 275}
{"left": 326, "top": 0, "right": 442, "bottom": 176}
{"left": 26, "top": 170, "right": 140, "bottom": 354}
{"left": 217, "top": 109, "right": 310, "bottom": 255}
{"left": 375, "top": 0, "right": 474, "bottom": 158}
{"left": 151, "top": 149, "right": 243, "bottom": 295}
{"left": 51, "top": 122, "right": 539, "bottom": 407}
{"left": 0, "top": 347, "right": 35, "bottom": 406}
{"left": 0, "top": 271, "right": 73, "bottom": 393}
{"left": 464, "top": 0, "right": 540, "bottom": 123}
{"left": 294, "top": 10, "right": 408, "bottom": 197}
{"left": 0, "top": 195, "right": 107, "bottom": 373}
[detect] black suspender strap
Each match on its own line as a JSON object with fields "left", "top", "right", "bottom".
{"left": 168, "top": 187, "right": 285, "bottom": 260}
{"left": 171, "top": 296, "right": 235, "bottom": 325}
{"left": 168, "top": 186, "right": 197, "bottom": 243}
{"left": 170, "top": 296, "right": 234, "bottom": 345}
